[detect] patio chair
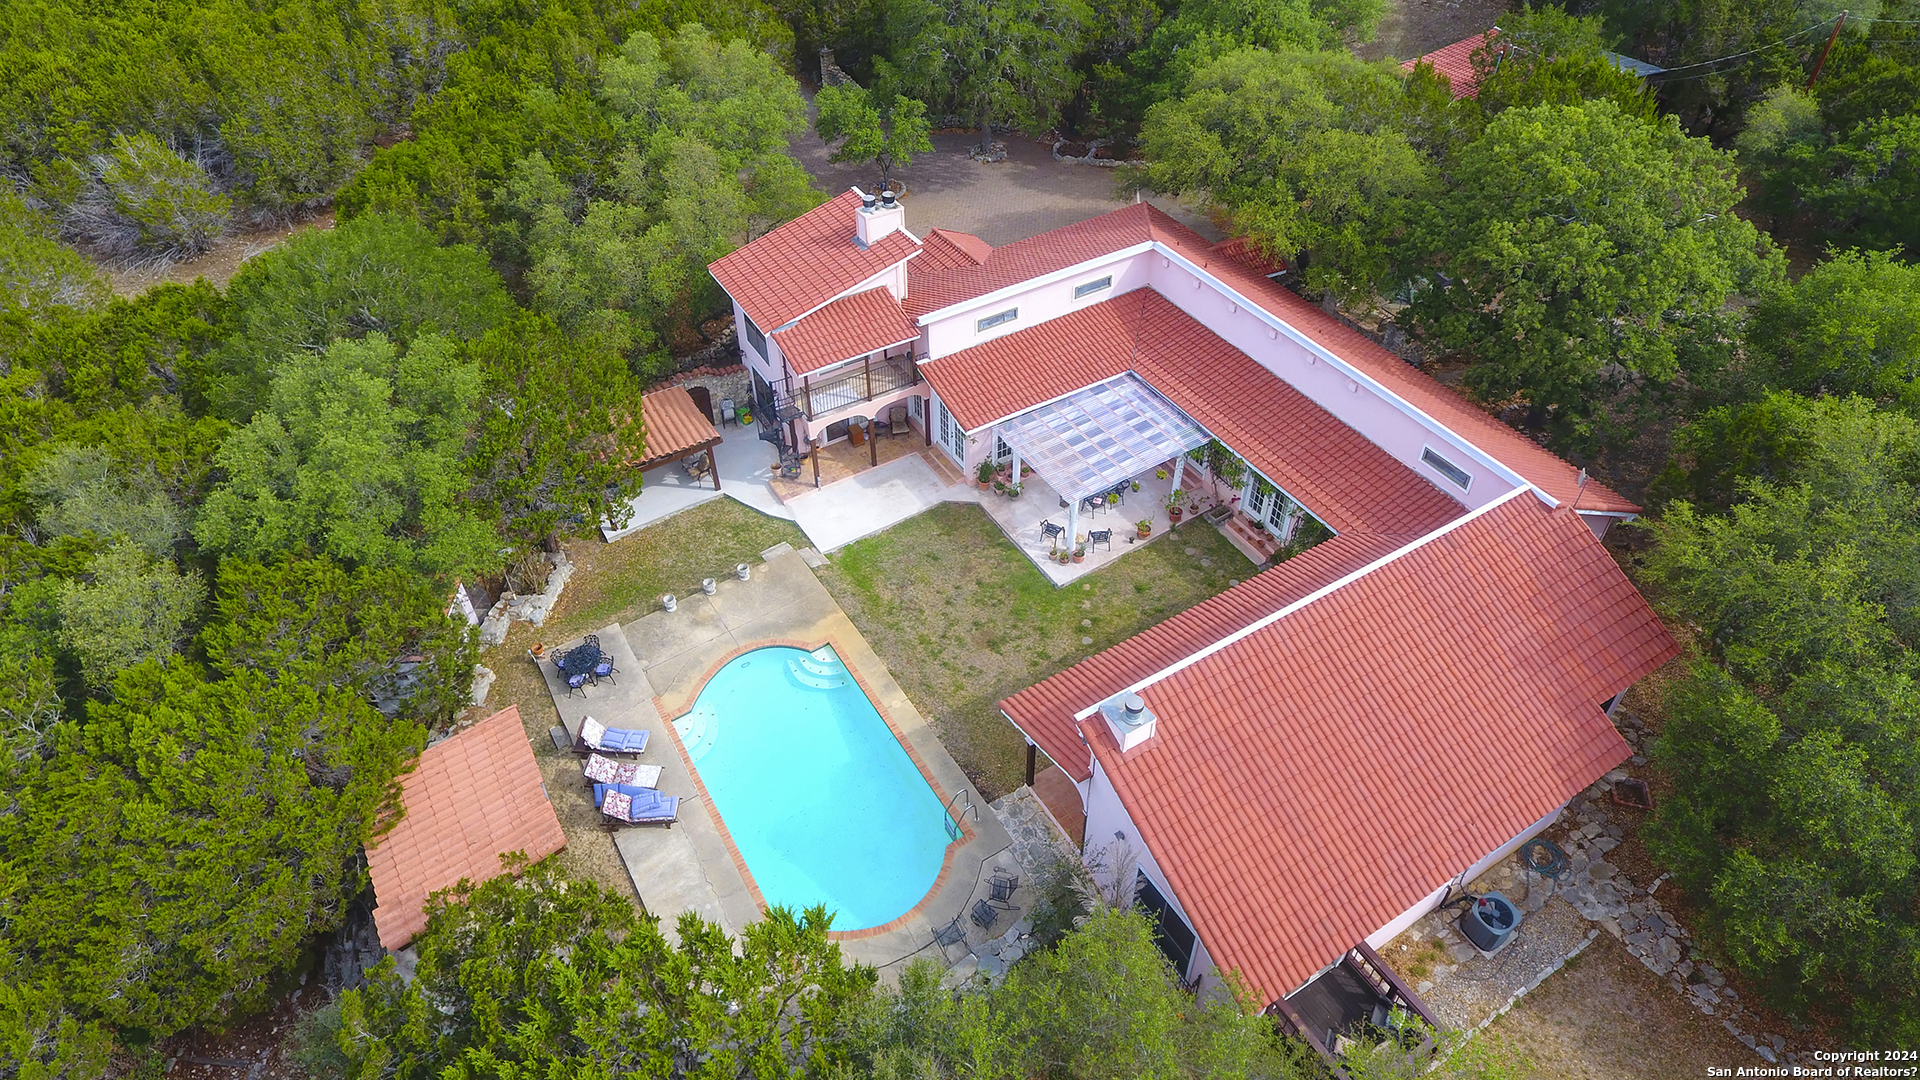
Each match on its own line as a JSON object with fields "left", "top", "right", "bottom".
{"left": 592, "top": 657, "right": 618, "bottom": 685}
{"left": 583, "top": 753, "right": 662, "bottom": 788}
{"left": 601, "top": 788, "right": 681, "bottom": 827}
{"left": 1040, "top": 520, "right": 1064, "bottom": 549}
{"left": 564, "top": 671, "right": 591, "bottom": 697}
{"left": 970, "top": 898, "right": 1005, "bottom": 930}
{"left": 1088, "top": 529, "right": 1112, "bottom": 553}
{"left": 573, "top": 717, "right": 647, "bottom": 755}
{"left": 988, "top": 871, "right": 1020, "bottom": 904}
{"left": 592, "top": 781, "right": 662, "bottom": 809}
{"left": 933, "top": 914, "right": 968, "bottom": 948}
{"left": 873, "top": 403, "right": 909, "bottom": 438}
{"left": 720, "top": 398, "right": 737, "bottom": 427}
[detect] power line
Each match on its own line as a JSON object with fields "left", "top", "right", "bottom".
{"left": 1644, "top": 15, "right": 1843, "bottom": 81}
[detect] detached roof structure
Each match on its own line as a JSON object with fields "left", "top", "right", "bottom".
{"left": 1402, "top": 30, "right": 1498, "bottom": 98}
{"left": 365, "top": 706, "right": 566, "bottom": 951}
{"left": 633, "top": 386, "right": 722, "bottom": 471}
{"left": 1006, "top": 494, "right": 1677, "bottom": 1002}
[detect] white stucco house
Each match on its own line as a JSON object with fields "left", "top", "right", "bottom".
{"left": 707, "top": 188, "right": 1677, "bottom": 1061}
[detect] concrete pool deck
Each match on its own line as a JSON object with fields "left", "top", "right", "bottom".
{"left": 540, "top": 548, "right": 1020, "bottom": 976}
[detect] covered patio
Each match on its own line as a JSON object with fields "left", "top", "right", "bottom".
{"left": 976, "top": 375, "right": 1217, "bottom": 585}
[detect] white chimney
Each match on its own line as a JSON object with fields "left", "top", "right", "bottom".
{"left": 1100, "top": 692, "right": 1158, "bottom": 752}
{"left": 854, "top": 187, "right": 905, "bottom": 248}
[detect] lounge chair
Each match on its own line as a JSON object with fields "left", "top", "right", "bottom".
{"left": 592, "top": 781, "right": 661, "bottom": 808}
{"left": 573, "top": 717, "right": 647, "bottom": 755}
{"left": 601, "top": 788, "right": 681, "bottom": 826}
{"left": 583, "top": 753, "right": 661, "bottom": 788}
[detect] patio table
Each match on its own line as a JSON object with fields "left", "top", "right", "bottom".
{"left": 557, "top": 643, "right": 604, "bottom": 673}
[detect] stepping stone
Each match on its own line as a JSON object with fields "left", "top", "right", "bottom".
{"left": 548, "top": 726, "right": 572, "bottom": 752}
{"left": 797, "top": 546, "right": 828, "bottom": 568}
{"left": 760, "top": 541, "right": 795, "bottom": 560}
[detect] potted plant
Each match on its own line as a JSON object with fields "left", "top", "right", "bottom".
{"left": 1131, "top": 480, "right": 1141, "bottom": 492}
{"left": 1106, "top": 492, "right": 1119, "bottom": 506}
{"left": 977, "top": 460, "right": 995, "bottom": 490}
{"left": 1166, "top": 488, "right": 1185, "bottom": 523}
{"left": 1136, "top": 518, "right": 1152, "bottom": 539}
{"left": 993, "top": 479, "right": 1007, "bottom": 495}
{"left": 1007, "top": 483, "right": 1023, "bottom": 499}
{"left": 1072, "top": 545, "right": 1086, "bottom": 564}
{"left": 529, "top": 642, "right": 547, "bottom": 659}
{"left": 1155, "top": 468, "right": 1168, "bottom": 480}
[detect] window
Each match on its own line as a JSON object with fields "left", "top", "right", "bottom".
{"left": 1073, "top": 275, "right": 1113, "bottom": 299}
{"left": 1421, "top": 446, "right": 1472, "bottom": 491}
{"left": 742, "top": 314, "right": 768, "bottom": 359}
{"left": 975, "top": 308, "right": 1018, "bottom": 333}
{"left": 1134, "top": 872, "right": 1197, "bottom": 978}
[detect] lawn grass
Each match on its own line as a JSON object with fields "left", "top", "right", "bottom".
{"left": 546, "top": 499, "right": 809, "bottom": 640}
{"left": 815, "top": 502, "right": 1258, "bottom": 800}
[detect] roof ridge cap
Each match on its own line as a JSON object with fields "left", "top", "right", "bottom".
{"left": 1070, "top": 485, "right": 1535, "bottom": 721}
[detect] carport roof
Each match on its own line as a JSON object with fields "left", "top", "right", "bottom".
{"left": 996, "top": 374, "right": 1210, "bottom": 504}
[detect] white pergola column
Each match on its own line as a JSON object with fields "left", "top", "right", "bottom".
{"left": 1170, "top": 454, "right": 1185, "bottom": 496}
{"left": 1010, "top": 446, "right": 1022, "bottom": 487}
{"left": 1067, "top": 500, "right": 1079, "bottom": 553}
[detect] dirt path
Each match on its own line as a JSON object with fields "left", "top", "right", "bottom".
{"left": 1490, "top": 932, "right": 1756, "bottom": 1079}
{"left": 101, "top": 208, "right": 334, "bottom": 298}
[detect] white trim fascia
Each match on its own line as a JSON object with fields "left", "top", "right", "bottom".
{"left": 998, "top": 708, "right": 1095, "bottom": 779}
{"left": 1070, "top": 483, "right": 1538, "bottom": 721}
{"left": 1150, "top": 243, "right": 1554, "bottom": 510}
{"left": 1576, "top": 509, "right": 1638, "bottom": 519}
{"left": 773, "top": 335, "right": 922, "bottom": 378}
{"left": 912, "top": 241, "right": 1158, "bottom": 327}
{"left": 772, "top": 254, "right": 924, "bottom": 333}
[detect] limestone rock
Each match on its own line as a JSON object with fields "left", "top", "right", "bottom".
{"left": 469, "top": 665, "right": 496, "bottom": 707}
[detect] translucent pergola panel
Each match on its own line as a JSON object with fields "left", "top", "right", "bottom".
{"left": 997, "top": 375, "right": 1211, "bottom": 503}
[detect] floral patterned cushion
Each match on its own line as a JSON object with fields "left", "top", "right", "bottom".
{"left": 583, "top": 753, "right": 618, "bottom": 783}
{"left": 580, "top": 717, "right": 608, "bottom": 746}
{"left": 602, "top": 790, "right": 632, "bottom": 822}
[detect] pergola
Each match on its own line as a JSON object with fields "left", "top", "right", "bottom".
{"left": 996, "top": 374, "right": 1210, "bottom": 551}
{"left": 634, "top": 386, "right": 724, "bottom": 490}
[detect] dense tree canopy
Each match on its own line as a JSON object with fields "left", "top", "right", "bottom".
{"left": 1640, "top": 394, "right": 1920, "bottom": 1044}
{"left": 814, "top": 83, "right": 934, "bottom": 192}
{"left": 1403, "top": 98, "right": 1779, "bottom": 440}
{"left": 204, "top": 214, "right": 512, "bottom": 421}
{"left": 882, "top": 0, "right": 1091, "bottom": 152}
{"left": 1140, "top": 47, "right": 1437, "bottom": 309}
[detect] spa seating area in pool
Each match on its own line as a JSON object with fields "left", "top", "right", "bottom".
{"left": 535, "top": 546, "right": 1029, "bottom": 975}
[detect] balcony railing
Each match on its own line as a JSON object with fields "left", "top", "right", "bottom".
{"left": 773, "top": 354, "right": 921, "bottom": 422}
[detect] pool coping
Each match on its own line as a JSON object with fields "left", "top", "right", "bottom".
{"left": 654, "top": 633, "right": 978, "bottom": 942}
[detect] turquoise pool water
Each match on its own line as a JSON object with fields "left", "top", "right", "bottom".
{"left": 673, "top": 646, "right": 952, "bottom": 930}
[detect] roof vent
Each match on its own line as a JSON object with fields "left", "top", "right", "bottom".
{"left": 880, "top": 189, "right": 898, "bottom": 208}
{"left": 1100, "top": 691, "right": 1158, "bottom": 752}
{"left": 860, "top": 191, "right": 878, "bottom": 211}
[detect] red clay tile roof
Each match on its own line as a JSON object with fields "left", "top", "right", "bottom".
{"left": 634, "top": 386, "right": 721, "bottom": 469}
{"left": 365, "top": 706, "right": 566, "bottom": 950}
{"left": 1002, "top": 530, "right": 1415, "bottom": 782}
{"left": 904, "top": 202, "right": 1179, "bottom": 320}
{"left": 920, "top": 291, "right": 1465, "bottom": 535}
{"left": 1076, "top": 495, "right": 1677, "bottom": 1003}
{"left": 769, "top": 287, "right": 921, "bottom": 375}
{"left": 708, "top": 190, "right": 919, "bottom": 330}
{"left": 906, "top": 202, "right": 1636, "bottom": 515}
{"left": 1402, "top": 30, "right": 1499, "bottom": 99}
{"left": 919, "top": 228, "right": 994, "bottom": 270}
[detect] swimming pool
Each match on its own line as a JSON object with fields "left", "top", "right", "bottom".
{"left": 672, "top": 645, "right": 953, "bottom": 931}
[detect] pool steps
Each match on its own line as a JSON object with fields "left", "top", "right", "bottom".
{"left": 674, "top": 707, "right": 721, "bottom": 764}
{"left": 673, "top": 652, "right": 852, "bottom": 762}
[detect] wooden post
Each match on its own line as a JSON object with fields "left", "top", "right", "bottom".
{"left": 869, "top": 417, "right": 878, "bottom": 466}
{"left": 811, "top": 443, "right": 820, "bottom": 487}
{"left": 707, "top": 444, "right": 720, "bottom": 491}
{"left": 1026, "top": 743, "right": 1037, "bottom": 786}
{"left": 803, "top": 375, "right": 813, "bottom": 419}
{"left": 1807, "top": 10, "right": 1847, "bottom": 88}
{"left": 864, "top": 354, "right": 873, "bottom": 401}
{"left": 924, "top": 398, "right": 933, "bottom": 446}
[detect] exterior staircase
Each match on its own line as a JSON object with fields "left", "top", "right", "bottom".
{"left": 1220, "top": 511, "right": 1283, "bottom": 565}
